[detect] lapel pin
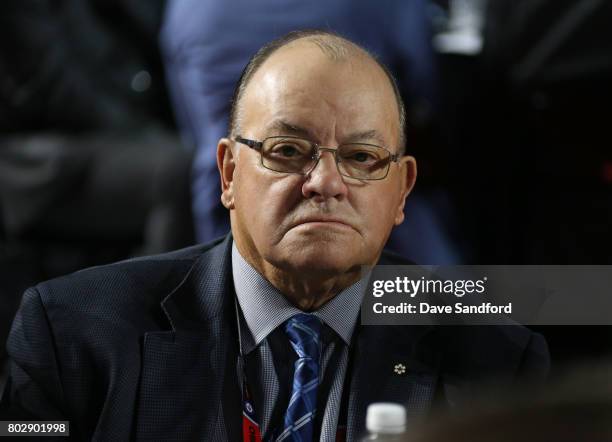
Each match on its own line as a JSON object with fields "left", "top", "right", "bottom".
{"left": 393, "top": 363, "right": 406, "bottom": 375}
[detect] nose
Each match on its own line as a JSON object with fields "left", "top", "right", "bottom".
{"left": 301, "top": 150, "right": 348, "bottom": 200}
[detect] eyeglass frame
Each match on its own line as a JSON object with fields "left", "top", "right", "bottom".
{"left": 233, "top": 135, "right": 401, "bottom": 181}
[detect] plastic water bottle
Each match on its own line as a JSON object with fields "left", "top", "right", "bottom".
{"left": 359, "top": 403, "right": 407, "bottom": 441}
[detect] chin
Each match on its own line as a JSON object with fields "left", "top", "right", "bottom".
{"left": 274, "top": 237, "right": 365, "bottom": 276}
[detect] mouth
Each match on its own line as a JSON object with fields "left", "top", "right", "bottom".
{"left": 292, "top": 218, "right": 358, "bottom": 232}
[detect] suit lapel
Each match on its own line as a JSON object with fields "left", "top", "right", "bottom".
{"left": 134, "top": 235, "right": 243, "bottom": 441}
{"left": 346, "top": 325, "right": 440, "bottom": 441}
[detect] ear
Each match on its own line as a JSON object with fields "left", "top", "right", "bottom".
{"left": 393, "top": 155, "right": 417, "bottom": 225}
{"left": 217, "top": 137, "right": 237, "bottom": 210}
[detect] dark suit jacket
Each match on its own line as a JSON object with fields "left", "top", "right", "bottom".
{"left": 0, "top": 235, "right": 549, "bottom": 441}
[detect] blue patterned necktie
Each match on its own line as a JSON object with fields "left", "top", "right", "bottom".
{"left": 276, "top": 313, "right": 322, "bottom": 442}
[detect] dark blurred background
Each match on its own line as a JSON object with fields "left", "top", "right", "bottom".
{"left": 1, "top": 0, "right": 611, "bottom": 395}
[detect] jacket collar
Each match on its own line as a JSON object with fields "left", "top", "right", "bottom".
{"left": 160, "top": 234, "right": 235, "bottom": 331}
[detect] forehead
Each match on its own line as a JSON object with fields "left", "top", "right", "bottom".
{"left": 240, "top": 40, "right": 399, "bottom": 147}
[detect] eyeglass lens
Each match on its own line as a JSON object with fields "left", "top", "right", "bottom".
{"left": 261, "top": 137, "right": 391, "bottom": 179}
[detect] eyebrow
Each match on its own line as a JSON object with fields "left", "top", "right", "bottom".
{"left": 266, "top": 120, "right": 313, "bottom": 139}
{"left": 344, "top": 129, "right": 387, "bottom": 146}
{"left": 265, "top": 120, "right": 388, "bottom": 146}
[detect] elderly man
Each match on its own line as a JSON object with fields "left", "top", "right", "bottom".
{"left": 1, "top": 31, "right": 548, "bottom": 441}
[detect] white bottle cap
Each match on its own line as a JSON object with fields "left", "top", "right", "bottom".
{"left": 366, "top": 403, "right": 407, "bottom": 434}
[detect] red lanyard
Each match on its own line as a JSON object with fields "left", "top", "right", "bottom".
{"left": 242, "top": 378, "right": 263, "bottom": 442}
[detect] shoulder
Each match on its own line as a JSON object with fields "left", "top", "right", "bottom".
{"left": 434, "top": 324, "right": 550, "bottom": 382}
{"left": 378, "top": 249, "right": 415, "bottom": 265}
{"left": 29, "top": 236, "right": 228, "bottom": 334}
{"left": 3, "top": 236, "right": 232, "bottom": 431}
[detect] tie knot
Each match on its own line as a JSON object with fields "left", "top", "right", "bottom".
{"left": 284, "top": 313, "right": 321, "bottom": 360}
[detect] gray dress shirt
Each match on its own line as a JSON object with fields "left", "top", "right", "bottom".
{"left": 231, "top": 243, "right": 366, "bottom": 441}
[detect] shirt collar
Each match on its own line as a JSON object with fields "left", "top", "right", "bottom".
{"left": 231, "top": 241, "right": 365, "bottom": 350}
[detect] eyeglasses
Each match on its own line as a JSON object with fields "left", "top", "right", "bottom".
{"left": 234, "top": 135, "right": 400, "bottom": 180}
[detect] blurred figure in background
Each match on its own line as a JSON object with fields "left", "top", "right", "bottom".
{"left": 434, "top": 0, "right": 612, "bottom": 369}
{"left": 439, "top": 0, "right": 612, "bottom": 264}
{"left": 161, "top": 0, "right": 463, "bottom": 265}
{"left": 0, "top": 0, "right": 194, "bottom": 392}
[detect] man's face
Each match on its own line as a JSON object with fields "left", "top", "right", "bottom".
{"left": 219, "top": 42, "right": 416, "bottom": 278}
